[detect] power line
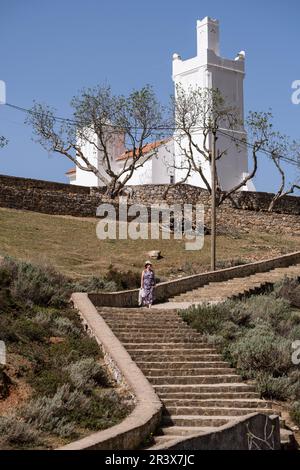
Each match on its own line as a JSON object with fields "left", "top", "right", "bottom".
{"left": 4, "top": 101, "right": 300, "bottom": 168}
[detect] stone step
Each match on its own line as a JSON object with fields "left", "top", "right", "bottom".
{"left": 103, "top": 319, "right": 184, "bottom": 325}
{"left": 124, "top": 343, "right": 212, "bottom": 350}
{"left": 162, "top": 399, "right": 271, "bottom": 408}
{"left": 100, "top": 313, "right": 180, "bottom": 319}
{"left": 158, "top": 391, "right": 260, "bottom": 400}
{"left": 110, "top": 326, "right": 191, "bottom": 333}
{"left": 136, "top": 361, "right": 228, "bottom": 369}
{"left": 162, "top": 415, "right": 232, "bottom": 427}
{"left": 168, "top": 266, "right": 300, "bottom": 303}
{"left": 130, "top": 354, "right": 222, "bottom": 362}
{"left": 144, "top": 367, "right": 233, "bottom": 377}
{"left": 153, "top": 383, "right": 257, "bottom": 394}
{"left": 151, "top": 435, "right": 178, "bottom": 445}
{"left": 161, "top": 425, "right": 216, "bottom": 436}
{"left": 117, "top": 335, "right": 203, "bottom": 343}
{"left": 148, "top": 375, "right": 242, "bottom": 385}
{"left": 164, "top": 406, "right": 274, "bottom": 417}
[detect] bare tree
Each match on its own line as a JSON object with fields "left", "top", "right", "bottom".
{"left": 172, "top": 85, "right": 266, "bottom": 203}
{"left": 0, "top": 136, "right": 8, "bottom": 148}
{"left": 172, "top": 85, "right": 274, "bottom": 269}
{"left": 262, "top": 127, "right": 300, "bottom": 211}
{"left": 26, "top": 85, "right": 167, "bottom": 198}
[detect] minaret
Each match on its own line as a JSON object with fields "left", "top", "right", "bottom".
{"left": 172, "top": 17, "right": 254, "bottom": 191}
{"left": 196, "top": 17, "right": 220, "bottom": 56}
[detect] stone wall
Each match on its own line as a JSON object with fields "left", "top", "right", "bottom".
{"left": 159, "top": 413, "right": 281, "bottom": 450}
{"left": 0, "top": 174, "right": 104, "bottom": 217}
{"left": 123, "top": 183, "right": 300, "bottom": 215}
{"left": 0, "top": 174, "right": 299, "bottom": 234}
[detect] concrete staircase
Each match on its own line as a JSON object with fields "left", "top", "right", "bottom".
{"left": 98, "top": 307, "right": 275, "bottom": 449}
{"left": 166, "top": 263, "right": 300, "bottom": 305}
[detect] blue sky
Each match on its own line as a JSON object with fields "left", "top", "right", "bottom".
{"left": 0, "top": 0, "right": 299, "bottom": 192}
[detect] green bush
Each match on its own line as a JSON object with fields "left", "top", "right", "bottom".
{"left": 65, "top": 358, "right": 110, "bottom": 391}
{"left": 256, "top": 373, "right": 292, "bottom": 400}
{"left": 104, "top": 265, "right": 141, "bottom": 290}
{"left": 1, "top": 258, "right": 69, "bottom": 307}
{"left": 73, "top": 276, "right": 117, "bottom": 293}
{"left": 20, "top": 384, "right": 88, "bottom": 438}
{"left": 274, "top": 276, "right": 300, "bottom": 308}
{"left": 29, "top": 368, "right": 72, "bottom": 397}
{"left": 290, "top": 401, "right": 300, "bottom": 426}
{"left": 0, "top": 415, "right": 40, "bottom": 447}
{"left": 181, "top": 303, "right": 230, "bottom": 335}
{"left": 67, "top": 389, "right": 132, "bottom": 431}
{"left": 51, "top": 317, "right": 81, "bottom": 337}
{"left": 216, "top": 258, "right": 247, "bottom": 269}
{"left": 0, "top": 366, "right": 11, "bottom": 399}
{"left": 229, "top": 323, "right": 291, "bottom": 377}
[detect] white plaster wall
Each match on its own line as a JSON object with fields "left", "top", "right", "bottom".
{"left": 152, "top": 141, "right": 175, "bottom": 184}
{"left": 122, "top": 158, "right": 153, "bottom": 185}
{"left": 72, "top": 128, "right": 126, "bottom": 187}
{"left": 172, "top": 17, "right": 253, "bottom": 192}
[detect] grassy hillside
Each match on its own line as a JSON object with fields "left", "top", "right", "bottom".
{"left": 0, "top": 207, "right": 299, "bottom": 280}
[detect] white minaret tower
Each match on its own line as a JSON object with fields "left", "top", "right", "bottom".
{"left": 172, "top": 17, "right": 254, "bottom": 191}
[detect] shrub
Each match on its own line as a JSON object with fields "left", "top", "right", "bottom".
{"left": 181, "top": 303, "right": 230, "bottom": 335}
{"left": 216, "top": 258, "right": 247, "bottom": 269}
{"left": 51, "top": 317, "right": 81, "bottom": 337}
{"left": 67, "top": 389, "right": 132, "bottom": 431}
{"left": 2, "top": 258, "right": 69, "bottom": 307}
{"left": 14, "top": 317, "right": 47, "bottom": 342}
{"left": 0, "top": 415, "right": 40, "bottom": 447}
{"left": 29, "top": 368, "right": 72, "bottom": 396}
{"left": 104, "top": 265, "right": 141, "bottom": 290}
{"left": 237, "top": 295, "right": 291, "bottom": 330}
{"left": 256, "top": 373, "right": 292, "bottom": 400}
{"left": 0, "top": 366, "right": 11, "bottom": 399}
{"left": 65, "top": 358, "right": 110, "bottom": 391}
{"left": 228, "top": 322, "right": 291, "bottom": 377}
{"left": 73, "top": 276, "right": 117, "bottom": 293}
{"left": 287, "top": 370, "right": 300, "bottom": 400}
{"left": 290, "top": 401, "right": 300, "bottom": 426}
{"left": 20, "top": 384, "right": 88, "bottom": 438}
{"left": 288, "top": 324, "right": 300, "bottom": 341}
{"left": 274, "top": 276, "right": 300, "bottom": 308}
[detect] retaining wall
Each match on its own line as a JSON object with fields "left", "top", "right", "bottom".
{"left": 0, "top": 174, "right": 300, "bottom": 217}
{"left": 154, "top": 413, "right": 281, "bottom": 450}
{"left": 59, "top": 293, "right": 162, "bottom": 450}
{"left": 89, "top": 250, "right": 300, "bottom": 307}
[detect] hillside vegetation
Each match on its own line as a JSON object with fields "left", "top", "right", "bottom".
{"left": 0, "top": 259, "right": 133, "bottom": 449}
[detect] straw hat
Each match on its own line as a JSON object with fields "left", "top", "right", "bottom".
{"left": 144, "top": 260, "right": 152, "bottom": 266}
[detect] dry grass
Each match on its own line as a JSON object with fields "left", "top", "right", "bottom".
{"left": 0, "top": 207, "right": 298, "bottom": 280}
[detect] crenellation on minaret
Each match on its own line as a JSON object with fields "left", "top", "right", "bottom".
{"left": 197, "top": 17, "right": 220, "bottom": 56}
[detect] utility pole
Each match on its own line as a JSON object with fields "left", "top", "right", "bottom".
{"left": 211, "top": 131, "right": 217, "bottom": 271}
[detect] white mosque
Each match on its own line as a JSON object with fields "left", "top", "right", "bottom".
{"left": 66, "top": 17, "right": 255, "bottom": 192}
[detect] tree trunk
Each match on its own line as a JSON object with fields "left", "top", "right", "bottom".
{"left": 211, "top": 133, "right": 217, "bottom": 271}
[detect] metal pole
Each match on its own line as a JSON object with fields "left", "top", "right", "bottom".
{"left": 211, "top": 131, "right": 216, "bottom": 271}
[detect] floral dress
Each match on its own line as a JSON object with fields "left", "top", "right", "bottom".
{"left": 143, "top": 270, "right": 155, "bottom": 306}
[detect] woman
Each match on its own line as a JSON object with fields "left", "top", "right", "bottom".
{"left": 141, "top": 261, "right": 155, "bottom": 308}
